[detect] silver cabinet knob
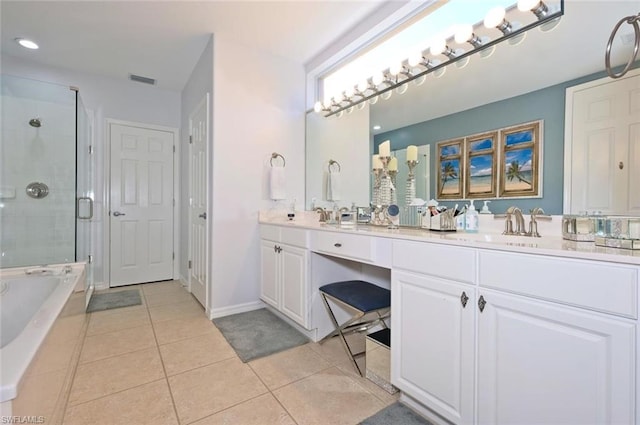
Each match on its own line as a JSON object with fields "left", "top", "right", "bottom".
{"left": 112, "top": 211, "right": 126, "bottom": 217}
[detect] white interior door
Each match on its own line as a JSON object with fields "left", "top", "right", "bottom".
{"left": 110, "top": 123, "right": 174, "bottom": 287}
{"left": 189, "top": 94, "right": 209, "bottom": 307}
{"left": 566, "top": 70, "right": 640, "bottom": 215}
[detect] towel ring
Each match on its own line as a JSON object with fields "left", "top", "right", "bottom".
{"left": 270, "top": 152, "right": 286, "bottom": 167}
{"left": 605, "top": 12, "right": 640, "bottom": 79}
{"left": 328, "top": 159, "right": 341, "bottom": 172}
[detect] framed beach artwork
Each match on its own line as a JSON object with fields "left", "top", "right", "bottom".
{"left": 436, "top": 139, "right": 464, "bottom": 199}
{"left": 465, "top": 131, "right": 497, "bottom": 198}
{"left": 499, "top": 121, "right": 542, "bottom": 198}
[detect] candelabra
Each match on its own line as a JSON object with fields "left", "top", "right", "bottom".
{"left": 372, "top": 167, "right": 383, "bottom": 207}
{"left": 405, "top": 159, "right": 418, "bottom": 206}
{"left": 389, "top": 169, "right": 398, "bottom": 206}
{"left": 378, "top": 156, "right": 392, "bottom": 206}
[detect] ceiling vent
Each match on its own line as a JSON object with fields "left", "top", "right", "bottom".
{"left": 129, "top": 74, "right": 156, "bottom": 85}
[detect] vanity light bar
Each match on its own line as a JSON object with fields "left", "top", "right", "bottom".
{"left": 317, "top": 0, "right": 563, "bottom": 118}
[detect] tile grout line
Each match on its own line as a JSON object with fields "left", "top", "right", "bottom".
{"left": 142, "top": 285, "right": 183, "bottom": 425}
{"left": 246, "top": 362, "right": 301, "bottom": 425}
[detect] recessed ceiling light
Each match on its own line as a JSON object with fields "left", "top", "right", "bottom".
{"left": 15, "top": 38, "right": 39, "bottom": 50}
{"left": 373, "top": 125, "right": 381, "bottom": 130}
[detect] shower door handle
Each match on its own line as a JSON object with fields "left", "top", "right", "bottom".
{"left": 112, "top": 211, "right": 126, "bottom": 217}
{"left": 77, "top": 197, "right": 93, "bottom": 220}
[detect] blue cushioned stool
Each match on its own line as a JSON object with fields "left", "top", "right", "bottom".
{"left": 319, "top": 280, "right": 391, "bottom": 376}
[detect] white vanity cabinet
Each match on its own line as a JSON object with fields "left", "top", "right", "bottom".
{"left": 259, "top": 225, "right": 310, "bottom": 328}
{"left": 391, "top": 240, "right": 638, "bottom": 425}
{"left": 391, "top": 241, "right": 477, "bottom": 424}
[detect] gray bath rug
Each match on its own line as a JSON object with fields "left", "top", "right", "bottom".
{"left": 360, "top": 402, "right": 433, "bottom": 425}
{"left": 87, "top": 289, "right": 142, "bottom": 313}
{"left": 213, "top": 308, "right": 309, "bottom": 362}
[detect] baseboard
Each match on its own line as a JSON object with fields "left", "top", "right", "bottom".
{"left": 94, "top": 281, "right": 108, "bottom": 291}
{"left": 399, "top": 393, "right": 451, "bottom": 425}
{"left": 208, "top": 300, "right": 265, "bottom": 320}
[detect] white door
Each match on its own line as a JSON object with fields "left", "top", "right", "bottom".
{"left": 566, "top": 70, "right": 640, "bottom": 215}
{"left": 281, "top": 244, "right": 308, "bottom": 327}
{"left": 110, "top": 123, "right": 174, "bottom": 286}
{"left": 477, "top": 289, "right": 635, "bottom": 425}
{"left": 189, "top": 94, "right": 209, "bottom": 307}
{"left": 391, "top": 270, "right": 475, "bottom": 424}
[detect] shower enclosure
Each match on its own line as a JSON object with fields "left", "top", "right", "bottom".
{"left": 0, "top": 75, "right": 93, "bottom": 287}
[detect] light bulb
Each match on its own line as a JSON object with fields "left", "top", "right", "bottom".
{"left": 517, "top": 0, "right": 541, "bottom": 12}
{"left": 381, "top": 90, "right": 392, "bottom": 100}
{"left": 313, "top": 101, "right": 323, "bottom": 113}
{"left": 356, "top": 102, "right": 366, "bottom": 110}
{"left": 408, "top": 52, "right": 423, "bottom": 68}
{"left": 414, "top": 75, "right": 427, "bottom": 86}
{"left": 336, "top": 110, "right": 344, "bottom": 118}
{"left": 368, "top": 96, "right": 379, "bottom": 105}
{"left": 344, "top": 86, "right": 355, "bottom": 98}
{"left": 430, "top": 39, "right": 447, "bottom": 56}
{"left": 372, "top": 72, "right": 384, "bottom": 87}
{"left": 396, "top": 84, "right": 408, "bottom": 95}
{"left": 389, "top": 62, "right": 404, "bottom": 76}
{"left": 357, "top": 80, "right": 370, "bottom": 93}
{"left": 454, "top": 25, "right": 473, "bottom": 44}
{"left": 484, "top": 7, "right": 506, "bottom": 29}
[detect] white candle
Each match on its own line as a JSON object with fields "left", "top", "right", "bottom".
{"left": 407, "top": 145, "right": 418, "bottom": 161}
{"left": 372, "top": 154, "right": 382, "bottom": 169}
{"left": 379, "top": 140, "right": 390, "bottom": 157}
{"left": 388, "top": 157, "right": 398, "bottom": 171}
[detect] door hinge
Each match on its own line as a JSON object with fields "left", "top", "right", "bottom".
{"left": 173, "top": 198, "right": 175, "bottom": 207}
{"left": 172, "top": 252, "right": 175, "bottom": 260}
{"left": 88, "top": 145, "right": 93, "bottom": 154}
{"left": 189, "top": 135, "right": 193, "bottom": 144}
{"left": 188, "top": 260, "right": 192, "bottom": 269}
{"left": 88, "top": 254, "right": 93, "bottom": 264}
{"left": 173, "top": 145, "right": 176, "bottom": 153}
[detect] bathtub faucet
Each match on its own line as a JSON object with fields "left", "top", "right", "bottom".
{"left": 24, "top": 266, "right": 57, "bottom": 275}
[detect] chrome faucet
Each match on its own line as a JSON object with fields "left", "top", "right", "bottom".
{"left": 337, "top": 207, "right": 349, "bottom": 223}
{"left": 503, "top": 206, "right": 545, "bottom": 237}
{"left": 512, "top": 207, "right": 526, "bottom": 235}
{"left": 503, "top": 206, "right": 515, "bottom": 235}
{"left": 528, "top": 207, "right": 545, "bottom": 237}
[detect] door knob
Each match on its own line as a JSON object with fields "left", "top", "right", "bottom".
{"left": 199, "top": 212, "right": 207, "bottom": 219}
{"left": 112, "top": 211, "right": 125, "bottom": 217}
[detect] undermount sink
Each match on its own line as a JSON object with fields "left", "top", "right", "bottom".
{"left": 444, "top": 232, "right": 541, "bottom": 245}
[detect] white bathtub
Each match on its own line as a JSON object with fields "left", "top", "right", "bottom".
{"left": 0, "top": 263, "right": 85, "bottom": 405}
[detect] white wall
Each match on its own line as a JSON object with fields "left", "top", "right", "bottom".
{"left": 180, "top": 36, "right": 214, "bottom": 282}
{"left": 210, "top": 35, "right": 305, "bottom": 315}
{"left": 2, "top": 54, "right": 181, "bottom": 285}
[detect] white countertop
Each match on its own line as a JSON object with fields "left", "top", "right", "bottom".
{"left": 259, "top": 210, "right": 640, "bottom": 266}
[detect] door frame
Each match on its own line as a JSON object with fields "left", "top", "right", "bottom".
{"left": 563, "top": 67, "right": 640, "bottom": 214}
{"left": 103, "top": 118, "right": 180, "bottom": 287}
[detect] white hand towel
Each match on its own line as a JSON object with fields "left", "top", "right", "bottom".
{"left": 270, "top": 166, "right": 286, "bottom": 200}
{"left": 327, "top": 170, "right": 341, "bottom": 201}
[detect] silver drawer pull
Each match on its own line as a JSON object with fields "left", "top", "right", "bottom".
{"left": 334, "top": 243, "right": 342, "bottom": 248}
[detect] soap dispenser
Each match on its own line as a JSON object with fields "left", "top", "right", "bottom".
{"left": 465, "top": 199, "right": 479, "bottom": 233}
{"left": 480, "top": 200, "right": 492, "bottom": 214}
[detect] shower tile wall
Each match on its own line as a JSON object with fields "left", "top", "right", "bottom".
{"left": 1, "top": 76, "right": 76, "bottom": 268}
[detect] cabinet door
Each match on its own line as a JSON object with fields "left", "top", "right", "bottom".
{"left": 281, "top": 244, "right": 308, "bottom": 328}
{"left": 260, "top": 239, "right": 279, "bottom": 308}
{"left": 478, "top": 289, "right": 635, "bottom": 425}
{"left": 391, "top": 270, "right": 475, "bottom": 424}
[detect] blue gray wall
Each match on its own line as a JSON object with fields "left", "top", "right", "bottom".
{"left": 374, "top": 67, "right": 631, "bottom": 215}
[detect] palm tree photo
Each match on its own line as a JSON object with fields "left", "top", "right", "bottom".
{"left": 506, "top": 160, "right": 531, "bottom": 186}
{"left": 440, "top": 161, "right": 458, "bottom": 191}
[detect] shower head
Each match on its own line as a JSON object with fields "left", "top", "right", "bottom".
{"left": 29, "top": 118, "right": 41, "bottom": 128}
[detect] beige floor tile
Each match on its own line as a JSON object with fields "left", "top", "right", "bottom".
{"left": 46, "top": 314, "right": 87, "bottom": 343}
{"left": 335, "top": 359, "right": 400, "bottom": 407}
{"left": 79, "top": 325, "right": 156, "bottom": 363}
{"left": 26, "top": 337, "right": 77, "bottom": 376}
{"left": 249, "top": 344, "right": 331, "bottom": 390}
{"left": 159, "top": 331, "right": 236, "bottom": 376}
{"left": 308, "top": 333, "right": 365, "bottom": 365}
{"left": 12, "top": 369, "right": 66, "bottom": 420}
{"left": 168, "top": 357, "right": 268, "bottom": 424}
{"left": 141, "top": 280, "right": 183, "bottom": 296}
{"left": 153, "top": 316, "right": 218, "bottom": 345}
{"left": 144, "top": 287, "right": 194, "bottom": 307}
{"left": 273, "top": 367, "right": 384, "bottom": 425}
{"left": 87, "top": 305, "right": 150, "bottom": 336}
{"left": 59, "top": 292, "right": 87, "bottom": 318}
{"left": 69, "top": 347, "right": 165, "bottom": 406}
{"left": 149, "top": 299, "right": 205, "bottom": 323}
{"left": 191, "top": 393, "right": 296, "bottom": 425}
{"left": 63, "top": 379, "right": 178, "bottom": 425}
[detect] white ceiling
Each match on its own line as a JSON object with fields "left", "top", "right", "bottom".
{"left": 0, "top": 0, "right": 387, "bottom": 90}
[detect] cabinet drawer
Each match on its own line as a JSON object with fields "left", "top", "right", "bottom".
{"left": 281, "top": 227, "right": 308, "bottom": 248}
{"left": 479, "top": 251, "right": 638, "bottom": 318}
{"left": 393, "top": 240, "right": 476, "bottom": 284}
{"left": 260, "top": 225, "right": 280, "bottom": 242}
{"left": 311, "top": 231, "right": 374, "bottom": 262}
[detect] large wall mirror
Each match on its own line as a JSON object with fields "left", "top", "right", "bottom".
{"left": 305, "top": 1, "right": 638, "bottom": 221}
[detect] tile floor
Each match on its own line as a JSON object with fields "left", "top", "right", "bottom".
{"left": 60, "top": 281, "right": 398, "bottom": 424}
